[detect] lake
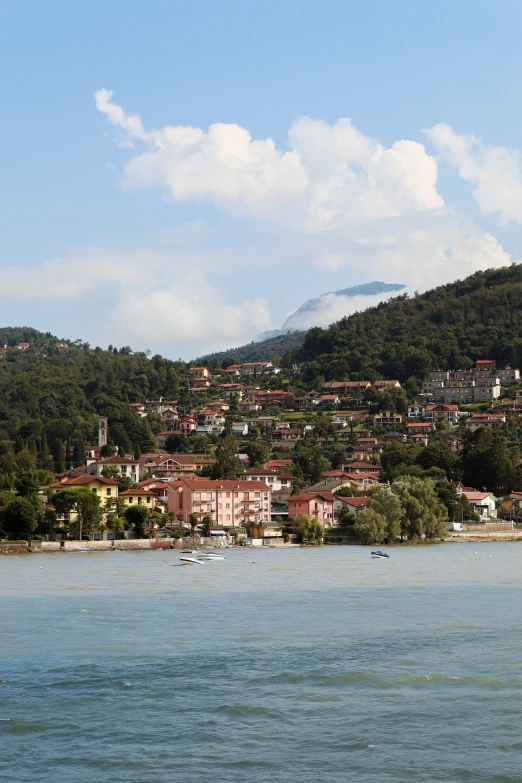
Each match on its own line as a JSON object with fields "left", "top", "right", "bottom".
{"left": 1, "top": 543, "right": 522, "bottom": 782}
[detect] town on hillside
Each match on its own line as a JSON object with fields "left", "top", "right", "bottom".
{"left": 2, "top": 350, "right": 522, "bottom": 546}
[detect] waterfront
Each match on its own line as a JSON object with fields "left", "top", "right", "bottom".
{"left": 2, "top": 544, "right": 522, "bottom": 782}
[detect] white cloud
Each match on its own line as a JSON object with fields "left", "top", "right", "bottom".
{"left": 107, "top": 273, "right": 270, "bottom": 351}
{"left": 94, "top": 89, "right": 443, "bottom": 231}
{"left": 281, "top": 291, "right": 398, "bottom": 331}
{"left": 426, "top": 123, "right": 522, "bottom": 224}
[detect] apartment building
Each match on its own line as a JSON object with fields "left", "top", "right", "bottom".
{"left": 176, "top": 479, "right": 271, "bottom": 526}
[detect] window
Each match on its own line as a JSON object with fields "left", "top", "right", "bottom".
{"left": 106, "top": 488, "right": 111, "bottom": 496}
{"left": 91, "top": 487, "right": 97, "bottom": 493}
{"left": 226, "top": 503, "right": 230, "bottom": 509}
{"left": 146, "top": 496, "right": 151, "bottom": 504}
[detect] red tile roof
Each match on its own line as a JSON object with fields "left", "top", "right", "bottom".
{"left": 181, "top": 479, "right": 270, "bottom": 490}
{"left": 49, "top": 475, "right": 119, "bottom": 488}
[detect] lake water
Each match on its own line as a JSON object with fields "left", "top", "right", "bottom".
{"left": 1, "top": 543, "right": 522, "bottom": 782}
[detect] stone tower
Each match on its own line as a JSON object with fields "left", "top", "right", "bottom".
{"left": 98, "top": 416, "right": 108, "bottom": 448}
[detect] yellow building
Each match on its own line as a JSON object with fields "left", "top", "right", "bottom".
{"left": 119, "top": 488, "right": 155, "bottom": 509}
{"left": 49, "top": 475, "right": 120, "bottom": 526}
{"left": 188, "top": 366, "right": 209, "bottom": 378}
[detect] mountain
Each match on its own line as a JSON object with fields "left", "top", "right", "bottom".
{"left": 292, "top": 264, "right": 522, "bottom": 383}
{"left": 203, "top": 280, "right": 405, "bottom": 363}
{"left": 279, "top": 281, "right": 406, "bottom": 333}
{"left": 255, "top": 281, "right": 405, "bottom": 341}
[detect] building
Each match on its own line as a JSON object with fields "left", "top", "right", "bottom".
{"left": 462, "top": 490, "right": 497, "bottom": 519}
{"left": 406, "top": 422, "right": 437, "bottom": 435}
{"left": 179, "top": 414, "right": 197, "bottom": 434}
{"left": 465, "top": 413, "right": 506, "bottom": 432}
{"left": 334, "top": 495, "right": 368, "bottom": 518}
{"left": 373, "top": 410, "right": 402, "bottom": 426}
{"left": 408, "top": 403, "right": 427, "bottom": 418}
{"left": 175, "top": 479, "right": 272, "bottom": 526}
{"left": 49, "top": 475, "right": 120, "bottom": 524}
{"left": 188, "top": 367, "right": 210, "bottom": 378}
{"left": 140, "top": 453, "right": 199, "bottom": 479}
{"left": 323, "top": 381, "right": 371, "bottom": 397}
{"left": 373, "top": 380, "right": 401, "bottom": 392}
{"left": 86, "top": 455, "right": 140, "bottom": 483}
{"left": 119, "top": 488, "right": 156, "bottom": 509}
{"left": 239, "top": 361, "right": 280, "bottom": 377}
{"left": 287, "top": 492, "right": 335, "bottom": 526}
{"left": 231, "top": 422, "right": 249, "bottom": 436}
{"left": 239, "top": 468, "right": 293, "bottom": 492}
{"left": 425, "top": 404, "right": 459, "bottom": 425}
{"left": 475, "top": 359, "right": 496, "bottom": 371}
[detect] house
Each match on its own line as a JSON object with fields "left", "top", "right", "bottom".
{"left": 119, "top": 488, "right": 156, "bottom": 510}
{"left": 188, "top": 367, "right": 210, "bottom": 378}
{"left": 465, "top": 413, "right": 506, "bottom": 431}
{"left": 218, "top": 383, "right": 244, "bottom": 399}
{"left": 196, "top": 424, "right": 224, "bottom": 435}
{"left": 49, "top": 475, "right": 119, "bottom": 525}
{"left": 296, "top": 394, "right": 321, "bottom": 408}
{"left": 344, "top": 444, "right": 373, "bottom": 461}
{"left": 462, "top": 490, "right": 497, "bottom": 520}
{"left": 175, "top": 479, "right": 272, "bottom": 526}
{"left": 272, "top": 428, "right": 302, "bottom": 441}
{"left": 498, "top": 492, "right": 522, "bottom": 518}
{"left": 288, "top": 492, "right": 335, "bottom": 526}
{"left": 334, "top": 495, "right": 368, "bottom": 518}
{"left": 373, "top": 380, "right": 401, "bottom": 392}
{"left": 405, "top": 421, "right": 436, "bottom": 436}
{"left": 408, "top": 403, "right": 427, "bottom": 418}
{"left": 129, "top": 402, "right": 147, "bottom": 418}
{"left": 156, "top": 432, "right": 176, "bottom": 448}
{"left": 373, "top": 410, "right": 402, "bottom": 426}
{"left": 323, "top": 381, "right": 371, "bottom": 397}
{"left": 425, "top": 404, "right": 459, "bottom": 424}
{"left": 383, "top": 432, "right": 408, "bottom": 443}
{"left": 160, "top": 408, "right": 179, "bottom": 423}
{"left": 342, "top": 461, "right": 381, "bottom": 476}
{"left": 204, "top": 413, "right": 226, "bottom": 426}
{"left": 239, "top": 361, "right": 280, "bottom": 377}
{"left": 332, "top": 412, "right": 353, "bottom": 425}
{"left": 321, "top": 394, "right": 340, "bottom": 406}
{"left": 85, "top": 455, "right": 140, "bottom": 483}
{"left": 140, "top": 454, "right": 198, "bottom": 479}
{"left": 475, "top": 359, "right": 496, "bottom": 371}
{"left": 238, "top": 468, "right": 293, "bottom": 492}
{"left": 179, "top": 414, "right": 197, "bottom": 433}
{"left": 232, "top": 422, "right": 249, "bottom": 436}
{"left": 409, "top": 433, "right": 429, "bottom": 446}
{"left": 263, "top": 459, "right": 293, "bottom": 470}
{"left": 189, "top": 378, "right": 211, "bottom": 391}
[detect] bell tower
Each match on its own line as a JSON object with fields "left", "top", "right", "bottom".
{"left": 98, "top": 416, "right": 108, "bottom": 448}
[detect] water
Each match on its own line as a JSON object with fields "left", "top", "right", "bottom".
{"left": 1, "top": 543, "right": 522, "bottom": 782}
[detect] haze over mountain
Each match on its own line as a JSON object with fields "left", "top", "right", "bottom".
{"left": 258, "top": 281, "right": 405, "bottom": 340}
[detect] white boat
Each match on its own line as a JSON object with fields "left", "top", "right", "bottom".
{"left": 180, "top": 556, "right": 204, "bottom": 565}
{"left": 371, "top": 550, "right": 390, "bottom": 559}
{"left": 198, "top": 552, "right": 227, "bottom": 561}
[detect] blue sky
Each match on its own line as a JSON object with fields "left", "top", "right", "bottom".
{"left": 2, "top": 0, "right": 522, "bottom": 357}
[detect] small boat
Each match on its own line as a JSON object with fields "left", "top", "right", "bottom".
{"left": 180, "top": 549, "right": 197, "bottom": 554}
{"left": 73, "top": 547, "right": 90, "bottom": 552}
{"left": 180, "top": 556, "right": 204, "bottom": 565}
{"left": 371, "top": 551, "right": 390, "bottom": 559}
{"left": 198, "top": 552, "right": 227, "bottom": 561}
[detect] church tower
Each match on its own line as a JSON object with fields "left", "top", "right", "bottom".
{"left": 98, "top": 416, "right": 108, "bottom": 448}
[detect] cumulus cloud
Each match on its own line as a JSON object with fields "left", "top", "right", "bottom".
{"left": 107, "top": 273, "right": 270, "bottom": 351}
{"left": 426, "top": 123, "right": 522, "bottom": 224}
{"left": 94, "top": 89, "right": 443, "bottom": 231}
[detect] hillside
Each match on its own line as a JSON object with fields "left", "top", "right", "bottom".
{"left": 291, "top": 264, "right": 522, "bottom": 382}
{"left": 202, "top": 330, "right": 305, "bottom": 365}
{"left": 0, "top": 328, "right": 187, "bottom": 465}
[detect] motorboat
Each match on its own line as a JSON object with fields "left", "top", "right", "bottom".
{"left": 180, "top": 556, "right": 204, "bottom": 565}
{"left": 371, "top": 551, "right": 390, "bottom": 559}
{"left": 198, "top": 552, "right": 227, "bottom": 561}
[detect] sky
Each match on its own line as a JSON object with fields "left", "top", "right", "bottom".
{"left": 2, "top": 0, "right": 522, "bottom": 358}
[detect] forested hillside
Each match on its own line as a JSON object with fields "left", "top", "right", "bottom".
{"left": 290, "top": 265, "right": 522, "bottom": 383}
{"left": 202, "top": 330, "right": 305, "bottom": 365}
{"left": 0, "top": 330, "right": 187, "bottom": 467}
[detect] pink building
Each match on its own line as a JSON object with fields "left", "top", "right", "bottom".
{"left": 287, "top": 492, "right": 335, "bottom": 526}
{"left": 175, "top": 479, "right": 271, "bottom": 526}
{"left": 179, "top": 414, "right": 197, "bottom": 433}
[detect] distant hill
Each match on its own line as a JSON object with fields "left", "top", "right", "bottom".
{"left": 201, "top": 330, "right": 305, "bottom": 365}
{"left": 203, "top": 280, "right": 405, "bottom": 363}
{"left": 292, "top": 264, "right": 522, "bottom": 382}
{"left": 279, "top": 281, "right": 405, "bottom": 333}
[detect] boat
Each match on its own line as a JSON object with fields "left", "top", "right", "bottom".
{"left": 198, "top": 552, "right": 227, "bottom": 561}
{"left": 180, "top": 549, "right": 197, "bottom": 554}
{"left": 371, "top": 551, "right": 390, "bottom": 559}
{"left": 73, "top": 547, "right": 90, "bottom": 552}
{"left": 180, "top": 556, "right": 204, "bottom": 565}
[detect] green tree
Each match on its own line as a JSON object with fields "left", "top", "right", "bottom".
{"left": 3, "top": 497, "right": 38, "bottom": 540}
{"left": 392, "top": 476, "right": 448, "bottom": 540}
{"left": 212, "top": 436, "right": 242, "bottom": 479}
{"left": 53, "top": 488, "right": 103, "bottom": 540}
{"left": 354, "top": 507, "right": 387, "bottom": 545}
{"left": 165, "top": 433, "right": 188, "bottom": 453}
{"left": 367, "top": 487, "right": 403, "bottom": 542}
{"left": 124, "top": 504, "right": 150, "bottom": 538}
{"left": 246, "top": 440, "right": 271, "bottom": 468}
{"left": 293, "top": 514, "right": 324, "bottom": 545}
{"left": 416, "top": 441, "right": 459, "bottom": 480}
